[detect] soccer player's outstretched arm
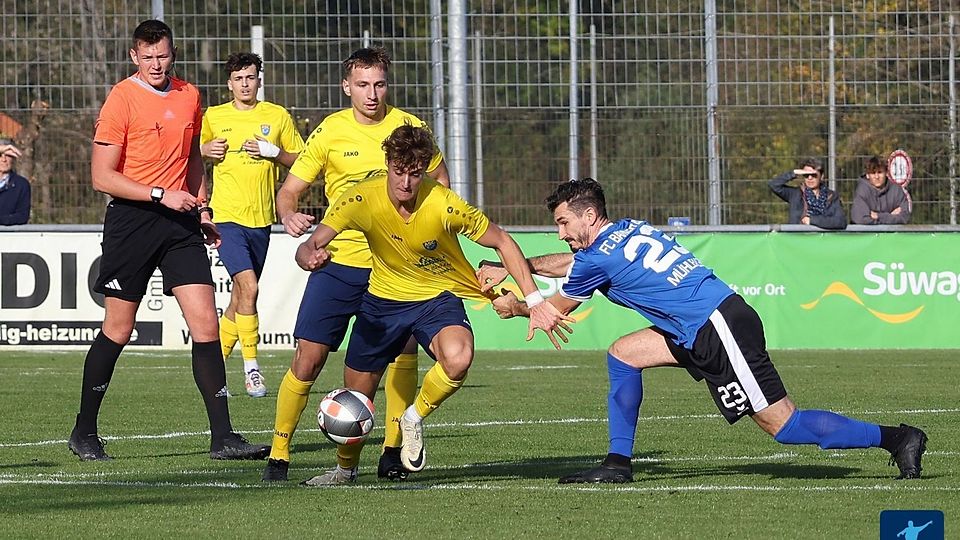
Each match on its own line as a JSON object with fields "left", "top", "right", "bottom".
{"left": 476, "top": 253, "right": 574, "bottom": 293}
{"left": 474, "top": 224, "right": 574, "bottom": 349}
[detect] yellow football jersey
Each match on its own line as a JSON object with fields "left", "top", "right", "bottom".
{"left": 321, "top": 177, "right": 492, "bottom": 302}
{"left": 289, "top": 106, "right": 444, "bottom": 269}
{"left": 201, "top": 101, "right": 305, "bottom": 227}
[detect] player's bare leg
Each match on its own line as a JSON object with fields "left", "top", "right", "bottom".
{"left": 397, "top": 326, "right": 473, "bottom": 472}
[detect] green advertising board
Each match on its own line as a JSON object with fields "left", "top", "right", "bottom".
{"left": 460, "top": 232, "right": 960, "bottom": 350}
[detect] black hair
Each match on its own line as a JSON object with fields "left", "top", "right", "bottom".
{"left": 545, "top": 178, "right": 608, "bottom": 219}
{"left": 132, "top": 19, "right": 173, "bottom": 49}
{"left": 225, "top": 52, "right": 262, "bottom": 75}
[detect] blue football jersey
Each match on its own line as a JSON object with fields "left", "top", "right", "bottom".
{"left": 559, "top": 219, "right": 734, "bottom": 348}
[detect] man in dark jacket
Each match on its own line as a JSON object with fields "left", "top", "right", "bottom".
{"left": 0, "top": 139, "right": 30, "bottom": 226}
{"left": 851, "top": 155, "right": 911, "bottom": 225}
{"left": 768, "top": 157, "right": 846, "bottom": 230}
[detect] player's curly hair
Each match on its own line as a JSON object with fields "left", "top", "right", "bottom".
{"left": 133, "top": 19, "right": 173, "bottom": 49}
{"left": 343, "top": 47, "right": 391, "bottom": 78}
{"left": 225, "top": 52, "right": 262, "bottom": 75}
{"left": 382, "top": 125, "right": 435, "bottom": 172}
{"left": 545, "top": 178, "right": 608, "bottom": 219}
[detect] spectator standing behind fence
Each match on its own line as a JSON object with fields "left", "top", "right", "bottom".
{"left": 850, "top": 155, "right": 911, "bottom": 225}
{"left": 0, "top": 140, "right": 30, "bottom": 225}
{"left": 768, "top": 158, "right": 847, "bottom": 230}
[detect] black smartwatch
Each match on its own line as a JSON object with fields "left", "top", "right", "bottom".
{"left": 198, "top": 206, "right": 214, "bottom": 220}
{"left": 150, "top": 186, "right": 165, "bottom": 203}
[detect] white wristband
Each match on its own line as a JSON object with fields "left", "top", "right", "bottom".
{"left": 524, "top": 290, "right": 544, "bottom": 307}
{"left": 256, "top": 139, "right": 280, "bottom": 158}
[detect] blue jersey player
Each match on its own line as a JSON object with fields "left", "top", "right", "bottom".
{"left": 479, "top": 179, "right": 927, "bottom": 483}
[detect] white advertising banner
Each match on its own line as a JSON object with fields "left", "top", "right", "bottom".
{"left": 0, "top": 231, "right": 308, "bottom": 350}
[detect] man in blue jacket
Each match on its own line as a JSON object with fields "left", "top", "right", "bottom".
{"left": 0, "top": 140, "right": 30, "bottom": 226}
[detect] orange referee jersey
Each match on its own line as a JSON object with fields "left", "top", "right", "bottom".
{"left": 93, "top": 76, "right": 202, "bottom": 190}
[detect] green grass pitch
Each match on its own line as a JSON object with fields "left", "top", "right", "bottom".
{"left": 0, "top": 349, "right": 955, "bottom": 538}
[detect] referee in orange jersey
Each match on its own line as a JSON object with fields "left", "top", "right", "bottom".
{"left": 68, "top": 19, "right": 269, "bottom": 461}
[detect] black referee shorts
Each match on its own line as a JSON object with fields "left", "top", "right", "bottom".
{"left": 94, "top": 198, "right": 214, "bottom": 301}
{"left": 664, "top": 294, "right": 787, "bottom": 424}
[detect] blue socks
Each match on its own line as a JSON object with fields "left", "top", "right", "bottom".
{"left": 607, "top": 353, "right": 643, "bottom": 458}
{"left": 774, "top": 409, "right": 881, "bottom": 449}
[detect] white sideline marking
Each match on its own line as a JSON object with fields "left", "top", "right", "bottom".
{"left": 10, "top": 364, "right": 580, "bottom": 376}
{"left": 0, "top": 477, "right": 957, "bottom": 493}
{"left": 3, "top": 407, "right": 957, "bottom": 448}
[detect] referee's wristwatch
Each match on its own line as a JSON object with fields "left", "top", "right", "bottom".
{"left": 150, "top": 186, "right": 165, "bottom": 203}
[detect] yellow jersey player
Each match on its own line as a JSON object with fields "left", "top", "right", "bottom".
{"left": 262, "top": 47, "right": 450, "bottom": 482}
{"left": 292, "top": 125, "right": 573, "bottom": 485}
{"left": 200, "top": 52, "right": 305, "bottom": 397}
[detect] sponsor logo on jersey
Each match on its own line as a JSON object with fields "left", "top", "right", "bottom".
{"left": 343, "top": 150, "right": 359, "bottom": 157}
{"left": 391, "top": 234, "right": 403, "bottom": 241}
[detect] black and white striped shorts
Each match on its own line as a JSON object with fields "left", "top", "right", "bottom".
{"left": 663, "top": 294, "right": 787, "bottom": 424}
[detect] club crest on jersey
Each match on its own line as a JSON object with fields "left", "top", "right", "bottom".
{"left": 423, "top": 240, "right": 438, "bottom": 251}
{"left": 260, "top": 124, "right": 271, "bottom": 136}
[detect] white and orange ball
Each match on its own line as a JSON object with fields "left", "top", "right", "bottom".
{"left": 317, "top": 388, "right": 375, "bottom": 445}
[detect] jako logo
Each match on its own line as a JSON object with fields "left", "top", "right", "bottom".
{"left": 863, "top": 262, "right": 960, "bottom": 300}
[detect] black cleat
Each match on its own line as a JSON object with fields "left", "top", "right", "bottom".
{"left": 889, "top": 424, "right": 927, "bottom": 480}
{"left": 262, "top": 458, "right": 290, "bottom": 482}
{"left": 559, "top": 463, "right": 633, "bottom": 484}
{"left": 210, "top": 432, "right": 270, "bottom": 460}
{"left": 377, "top": 446, "right": 410, "bottom": 481}
{"left": 68, "top": 429, "right": 113, "bottom": 461}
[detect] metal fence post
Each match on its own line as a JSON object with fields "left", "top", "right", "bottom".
{"left": 447, "top": 0, "right": 470, "bottom": 200}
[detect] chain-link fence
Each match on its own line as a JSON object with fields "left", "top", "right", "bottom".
{"left": 1, "top": 1, "right": 957, "bottom": 226}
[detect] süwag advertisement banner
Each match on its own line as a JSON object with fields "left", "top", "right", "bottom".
{"left": 0, "top": 230, "right": 957, "bottom": 350}
{"left": 462, "top": 231, "right": 960, "bottom": 350}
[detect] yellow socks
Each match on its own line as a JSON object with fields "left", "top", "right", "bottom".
{"left": 269, "top": 369, "right": 314, "bottom": 462}
{"left": 383, "top": 353, "right": 418, "bottom": 448}
{"left": 218, "top": 314, "right": 239, "bottom": 360}
{"left": 413, "top": 362, "right": 464, "bottom": 419}
{"left": 234, "top": 313, "right": 260, "bottom": 368}
{"left": 336, "top": 440, "right": 365, "bottom": 469}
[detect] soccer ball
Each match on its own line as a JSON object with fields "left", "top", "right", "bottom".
{"left": 317, "top": 388, "right": 375, "bottom": 445}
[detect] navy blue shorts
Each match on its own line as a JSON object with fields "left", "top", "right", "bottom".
{"left": 95, "top": 199, "right": 213, "bottom": 301}
{"left": 344, "top": 290, "right": 472, "bottom": 373}
{"left": 216, "top": 223, "right": 271, "bottom": 278}
{"left": 293, "top": 262, "right": 372, "bottom": 349}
